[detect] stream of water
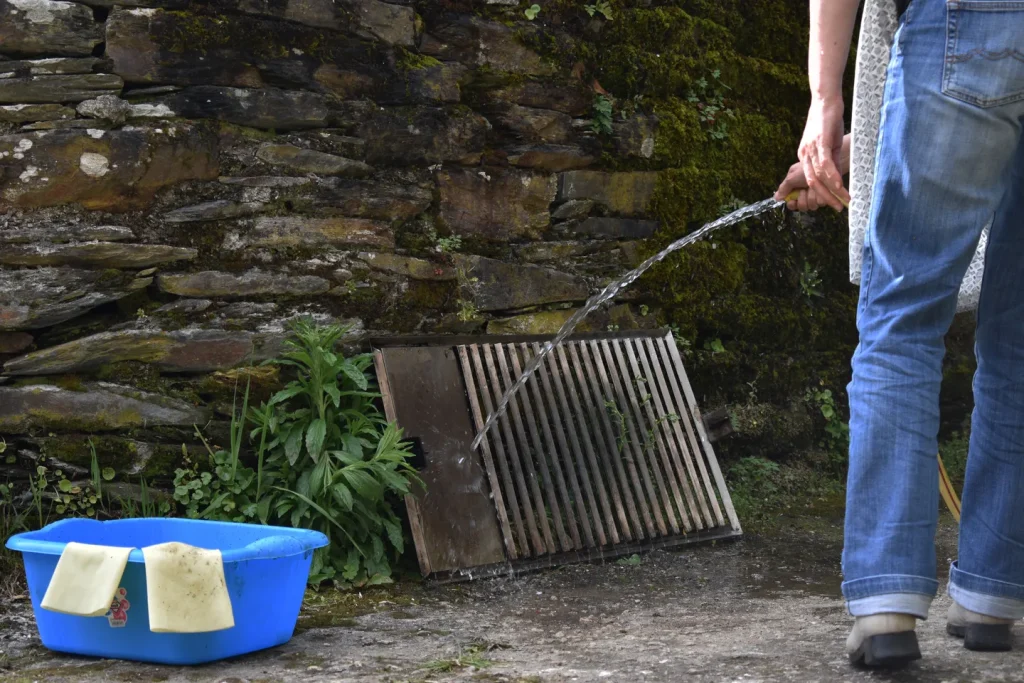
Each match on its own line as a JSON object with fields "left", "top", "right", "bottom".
{"left": 470, "top": 196, "right": 786, "bottom": 451}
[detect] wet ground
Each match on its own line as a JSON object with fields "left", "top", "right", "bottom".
{"left": 2, "top": 512, "right": 1019, "bottom": 683}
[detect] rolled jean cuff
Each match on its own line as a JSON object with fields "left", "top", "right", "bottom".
{"left": 842, "top": 575, "right": 938, "bottom": 619}
{"left": 949, "top": 562, "right": 1024, "bottom": 620}
{"left": 847, "top": 593, "right": 933, "bottom": 619}
{"left": 843, "top": 574, "right": 939, "bottom": 601}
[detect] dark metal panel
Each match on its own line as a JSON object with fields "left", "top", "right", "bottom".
{"left": 376, "top": 346, "right": 506, "bottom": 574}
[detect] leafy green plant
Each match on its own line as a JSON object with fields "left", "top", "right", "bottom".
{"left": 174, "top": 380, "right": 259, "bottom": 522}
{"left": 939, "top": 422, "right": 970, "bottom": 489}
{"left": 118, "top": 478, "right": 170, "bottom": 518}
{"left": 455, "top": 267, "right": 480, "bottom": 322}
{"left": 425, "top": 643, "right": 494, "bottom": 673}
{"left": 436, "top": 234, "right": 462, "bottom": 254}
{"left": 605, "top": 396, "right": 679, "bottom": 457}
{"left": 729, "top": 456, "right": 781, "bottom": 497}
{"left": 27, "top": 466, "right": 48, "bottom": 529}
{"left": 718, "top": 196, "right": 747, "bottom": 216}
{"left": 47, "top": 451, "right": 105, "bottom": 518}
{"left": 585, "top": 1, "right": 613, "bottom": 20}
{"left": 705, "top": 338, "right": 726, "bottom": 355}
{"left": 457, "top": 299, "right": 480, "bottom": 322}
{"left": 88, "top": 440, "right": 116, "bottom": 499}
{"left": 249, "top": 319, "right": 420, "bottom": 587}
{"left": 805, "top": 387, "right": 849, "bottom": 457}
{"left": 604, "top": 400, "right": 630, "bottom": 453}
{"left": 591, "top": 94, "right": 614, "bottom": 135}
{"left": 800, "top": 262, "right": 824, "bottom": 301}
{"left": 525, "top": 3, "right": 541, "bottom": 20}
{"left": 1, "top": 478, "right": 25, "bottom": 541}
{"left": 0, "top": 478, "right": 26, "bottom": 599}
{"left": 727, "top": 453, "right": 843, "bottom": 527}
{"left": 617, "top": 553, "right": 642, "bottom": 567}
{"left": 173, "top": 442, "right": 259, "bottom": 523}
{"left": 686, "top": 69, "right": 735, "bottom": 141}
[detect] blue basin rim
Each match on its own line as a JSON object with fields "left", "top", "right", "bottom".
{"left": 6, "top": 518, "right": 330, "bottom": 563}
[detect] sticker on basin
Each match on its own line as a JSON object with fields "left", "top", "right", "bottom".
{"left": 106, "top": 588, "right": 130, "bottom": 628}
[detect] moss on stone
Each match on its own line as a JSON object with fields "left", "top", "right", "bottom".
{"left": 396, "top": 47, "right": 443, "bottom": 71}
{"left": 96, "top": 362, "right": 163, "bottom": 390}
{"left": 38, "top": 434, "right": 153, "bottom": 476}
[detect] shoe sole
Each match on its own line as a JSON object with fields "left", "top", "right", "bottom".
{"left": 947, "top": 622, "right": 1013, "bottom": 652}
{"left": 849, "top": 631, "right": 922, "bottom": 668}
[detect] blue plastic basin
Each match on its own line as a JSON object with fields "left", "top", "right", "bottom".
{"left": 6, "top": 517, "right": 329, "bottom": 665}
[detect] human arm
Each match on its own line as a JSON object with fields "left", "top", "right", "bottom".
{"left": 794, "top": 0, "right": 859, "bottom": 211}
{"left": 776, "top": 133, "right": 851, "bottom": 211}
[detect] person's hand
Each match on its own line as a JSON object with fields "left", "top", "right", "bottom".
{"left": 796, "top": 97, "right": 850, "bottom": 211}
{"left": 775, "top": 132, "right": 852, "bottom": 211}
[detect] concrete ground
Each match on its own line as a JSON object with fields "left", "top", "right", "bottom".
{"left": 1, "top": 513, "right": 1019, "bottom": 683}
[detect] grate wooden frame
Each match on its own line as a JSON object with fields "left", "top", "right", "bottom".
{"left": 458, "top": 331, "right": 740, "bottom": 562}
{"left": 373, "top": 330, "right": 741, "bottom": 580}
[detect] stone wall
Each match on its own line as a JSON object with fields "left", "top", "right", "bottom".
{"left": 0, "top": 0, "right": 686, "bottom": 491}
{"left": 0, "top": 0, "right": 977, "bottom": 495}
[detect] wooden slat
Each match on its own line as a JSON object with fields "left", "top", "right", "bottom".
{"left": 480, "top": 344, "right": 547, "bottom": 555}
{"left": 640, "top": 337, "right": 715, "bottom": 528}
{"left": 631, "top": 338, "right": 707, "bottom": 530}
{"left": 553, "top": 343, "right": 621, "bottom": 544}
{"left": 574, "top": 341, "right": 653, "bottom": 539}
{"left": 466, "top": 345, "right": 532, "bottom": 556}
{"left": 456, "top": 346, "right": 518, "bottom": 560}
{"left": 663, "top": 335, "right": 741, "bottom": 532}
{"left": 493, "top": 343, "right": 561, "bottom": 553}
{"left": 565, "top": 342, "right": 636, "bottom": 541}
{"left": 529, "top": 342, "right": 601, "bottom": 548}
{"left": 654, "top": 336, "right": 726, "bottom": 527}
{"left": 374, "top": 351, "right": 432, "bottom": 575}
{"left": 512, "top": 344, "right": 583, "bottom": 550}
{"left": 622, "top": 340, "right": 696, "bottom": 531}
{"left": 591, "top": 340, "right": 667, "bottom": 537}
{"left": 603, "top": 340, "right": 679, "bottom": 535}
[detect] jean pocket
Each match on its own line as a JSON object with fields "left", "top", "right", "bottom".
{"left": 943, "top": 1, "right": 1024, "bottom": 108}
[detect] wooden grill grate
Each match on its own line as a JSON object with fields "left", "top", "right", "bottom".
{"left": 458, "top": 332, "right": 740, "bottom": 560}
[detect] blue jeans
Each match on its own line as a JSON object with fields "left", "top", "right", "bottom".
{"left": 844, "top": 0, "right": 1024, "bottom": 621}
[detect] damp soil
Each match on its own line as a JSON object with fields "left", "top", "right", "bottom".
{"left": 3, "top": 512, "right": 1019, "bottom": 683}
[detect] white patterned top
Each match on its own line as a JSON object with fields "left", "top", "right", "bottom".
{"left": 849, "top": 0, "right": 985, "bottom": 312}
